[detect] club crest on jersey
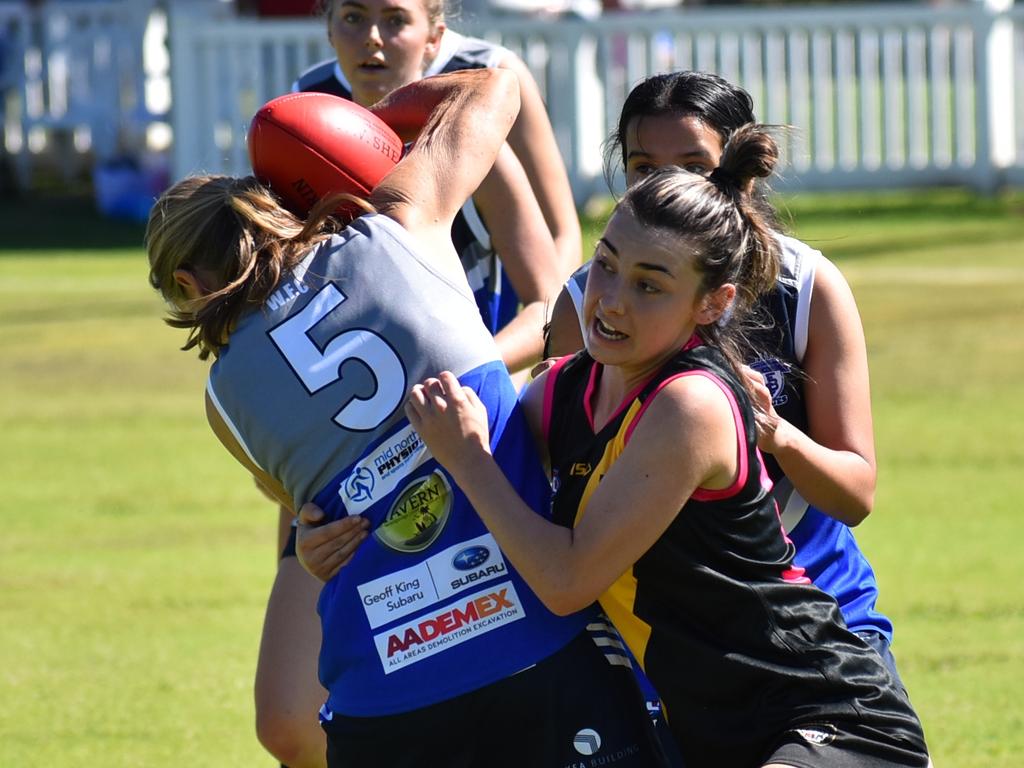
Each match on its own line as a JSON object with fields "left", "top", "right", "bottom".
{"left": 750, "top": 358, "right": 790, "bottom": 406}
{"left": 374, "top": 470, "right": 452, "bottom": 553}
{"left": 344, "top": 466, "right": 375, "bottom": 504}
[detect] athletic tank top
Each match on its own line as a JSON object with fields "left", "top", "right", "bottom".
{"left": 543, "top": 343, "right": 926, "bottom": 767}
{"left": 563, "top": 234, "right": 893, "bottom": 639}
{"left": 207, "top": 215, "right": 589, "bottom": 715}
{"left": 292, "top": 31, "right": 519, "bottom": 334}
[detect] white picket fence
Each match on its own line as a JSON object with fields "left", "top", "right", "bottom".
{"left": 1, "top": 0, "right": 1022, "bottom": 201}
{"left": 0, "top": 0, "right": 163, "bottom": 188}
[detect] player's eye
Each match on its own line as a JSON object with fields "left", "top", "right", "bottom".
{"left": 637, "top": 280, "right": 660, "bottom": 294}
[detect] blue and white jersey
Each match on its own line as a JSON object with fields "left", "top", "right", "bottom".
{"left": 564, "top": 234, "right": 892, "bottom": 640}
{"left": 292, "top": 30, "right": 519, "bottom": 336}
{"left": 208, "top": 215, "right": 590, "bottom": 715}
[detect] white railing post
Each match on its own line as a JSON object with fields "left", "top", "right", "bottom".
{"left": 167, "top": 0, "right": 232, "bottom": 181}
{"left": 973, "top": 0, "right": 1016, "bottom": 190}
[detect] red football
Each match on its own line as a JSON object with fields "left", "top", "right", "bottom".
{"left": 248, "top": 92, "right": 403, "bottom": 218}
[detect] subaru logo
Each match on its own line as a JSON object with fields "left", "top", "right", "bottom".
{"left": 452, "top": 545, "right": 490, "bottom": 570}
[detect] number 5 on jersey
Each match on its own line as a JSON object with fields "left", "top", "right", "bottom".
{"left": 269, "top": 284, "right": 406, "bottom": 432}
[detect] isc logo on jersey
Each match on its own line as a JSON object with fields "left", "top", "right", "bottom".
{"left": 374, "top": 582, "right": 525, "bottom": 673}
{"left": 374, "top": 470, "right": 452, "bottom": 553}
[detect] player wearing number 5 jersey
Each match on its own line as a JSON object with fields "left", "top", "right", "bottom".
{"left": 146, "top": 70, "right": 662, "bottom": 768}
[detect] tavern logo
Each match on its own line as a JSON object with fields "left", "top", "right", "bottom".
{"left": 374, "top": 470, "right": 453, "bottom": 553}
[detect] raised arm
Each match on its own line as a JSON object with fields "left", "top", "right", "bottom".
{"left": 472, "top": 143, "right": 563, "bottom": 372}
{"left": 497, "top": 52, "right": 585, "bottom": 278}
{"left": 367, "top": 69, "right": 520, "bottom": 261}
{"left": 498, "top": 52, "right": 582, "bottom": 277}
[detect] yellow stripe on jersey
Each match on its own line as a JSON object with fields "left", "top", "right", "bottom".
{"left": 572, "top": 399, "right": 655, "bottom": 673}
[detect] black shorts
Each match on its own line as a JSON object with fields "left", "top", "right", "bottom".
{"left": 321, "top": 630, "right": 672, "bottom": 768}
{"left": 857, "top": 630, "right": 909, "bottom": 696}
{"left": 764, "top": 721, "right": 929, "bottom": 768}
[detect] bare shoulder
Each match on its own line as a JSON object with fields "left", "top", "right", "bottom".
{"left": 810, "top": 253, "right": 862, "bottom": 322}
{"left": 636, "top": 372, "right": 736, "bottom": 444}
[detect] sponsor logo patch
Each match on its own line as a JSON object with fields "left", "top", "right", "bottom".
{"left": 452, "top": 545, "right": 490, "bottom": 571}
{"left": 373, "top": 582, "right": 525, "bottom": 673}
{"left": 794, "top": 723, "right": 837, "bottom": 746}
{"left": 570, "top": 462, "right": 592, "bottom": 477}
{"left": 339, "top": 423, "right": 429, "bottom": 515}
{"left": 344, "top": 466, "right": 375, "bottom": 505}
{"left": 573, "top": 728, "right": 602, "bottom": 756}
{"left": 374, "top": 470, "right": 452, "bottom": 553}
{"left": 356, "top": 534, "right": 509, "bottom": 628}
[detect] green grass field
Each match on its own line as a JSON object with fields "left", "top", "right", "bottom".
{"left": 1, "top": 188, "right": 1022, "bottom": 766}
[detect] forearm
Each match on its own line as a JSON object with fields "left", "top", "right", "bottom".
{"left": 492, "top": 301, "right": 548, "bottom": 373}
{"left": 506, "top": 120, "right": 581, "bottom": 278}
{"left": 448, "top": 453, "right": 587, "bottom": 615}
{"left": 500, "top": 58, "right": 581, "bottom": 278}
{"left": 370, "top": 69, "right": 519, "bottom": 146}
{"left": 766, "top": 418, "right": 875, "bottom": 526}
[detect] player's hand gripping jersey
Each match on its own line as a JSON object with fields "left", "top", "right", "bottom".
{"left": 206, "top": 215, "right": 590, "bottom": 716}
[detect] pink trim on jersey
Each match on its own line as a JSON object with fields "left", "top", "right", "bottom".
{"left": 585, "top": 363, "right": 657, "bottom": 434}
{"left": 765, "top": 466, "right": 810, "bottom": 583}
{"left": 781, "top": 562, "right": 810, "bottom": 583}
{"left": 587, "top": 335, "right": 704, "bottom": 435}
{"left": 541, "top": 355, "right": 574, "bottom": 444}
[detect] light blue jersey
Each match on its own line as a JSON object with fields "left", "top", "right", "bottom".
{"left": 209, "top": 215, "right": 591, "bottom": 715}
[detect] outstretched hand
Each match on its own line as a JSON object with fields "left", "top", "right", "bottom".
{"left": 405, "top": 371, "right": 492, "bottom": 478}
{"left": 741, "top": 364, "right": 782, "bottom": 454}
{"left": 296, "top": 503, "right": 370, "bottom": 583}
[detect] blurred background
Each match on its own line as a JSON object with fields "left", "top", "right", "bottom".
{"left": 0, "top": 0, "right": 1021, "bottom": 213}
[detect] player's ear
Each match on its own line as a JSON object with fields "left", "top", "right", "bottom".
{"left": 695, "top": 283, "right": 736, "bottom": 325}
{"left": 173, "top": 269, "right": 209, "bottom": 302}
{"left": 424, "top": 22, "right": 445, "bottom": 63}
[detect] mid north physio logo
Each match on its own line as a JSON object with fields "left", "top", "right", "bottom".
{"left": 340, "top": 423, "right": 429, "bottom": 514}
{"left": 374, "top": 582, "right": 525, "bottom": 673}
{"left": 344, "top": 466, "right": 375, "bottom": 504}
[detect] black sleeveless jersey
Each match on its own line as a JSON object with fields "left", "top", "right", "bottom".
{"left": 544, "top": 343, "right": 927, "bottom": 767}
